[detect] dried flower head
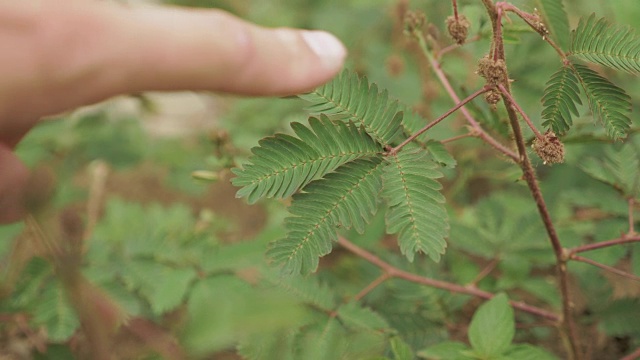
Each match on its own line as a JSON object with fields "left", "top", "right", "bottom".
{"left": 404, "top": 11, "right": 426, "bottom": 35}
{"left": 446, "top": 15, "right": 471, "bottom": 45}
{"left": 484, "top": 89, "right": 501, "bottom": 106}
{"left": 532, "top": 131, "right": 565, "bottom": 165}
{"left": 477, "top": 56, "right": 508, "bottom": 86}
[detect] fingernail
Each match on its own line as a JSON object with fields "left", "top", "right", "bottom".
{"left": 302, "top": 31, "right": 347, "bottom": 69}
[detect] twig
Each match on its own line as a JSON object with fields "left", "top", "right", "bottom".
{"left": 337, "top": 236, "right": 559, "bottom": 322}
{"left": 621, "top": 347, "right": 640, "bottom": 360}
{"left": 353, "top": 273, "right": 391, "bottom": 301}
{"left": 467, "top": 258, "right": 499, "bottom": 286}
{"left": 570, "top": 255, "right": 640, "bottom": 282}
{"left": 441, "top": 132, "right": 474, "bottom": 144}
{"left": 567, "top": 235, "right": 640, "bottom": 256}
{"left": 389, "top": 86, "right": 490, "bottom": 155}
{"left": 629, "top": 197, "right": 637, "bottom": 235}
{"left": 484, "top": 1, "right": 582, "bottom": 357}
{"left": 498, "top": 84, "right": 544, "bottom": 140}
{"left": 452, "top": 0, "right": 459, "bottom": 20}
{"left": 412, "top": 32, "right": 519, "bottom": 161}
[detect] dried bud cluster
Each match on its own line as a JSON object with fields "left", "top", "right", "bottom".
{"left": 477, "top": 56, "right": 508, "bottom": 86}
{"left": 484, "top": 89, "right": 501, "bottom": 106}
{"left": 404, "top": 11, "right": 426, "bottom": 35}
{"left": 446, "top": 15, "right": 470, "bottom": 45}
{"left": 532, "top": 131, "right": 565, "bottom": 165}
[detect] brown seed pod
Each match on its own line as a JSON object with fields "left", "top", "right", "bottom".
{"left": 477, "top": 56, "right": 508, "bottom": 86}
{"left": 532, "top": 131, "right": 565, "bottom": 165}
{"left": 404, "top": 11, "right": 426, "bottom": 35}
{"left": 446, "top": 15, "right": 471, "bottom": 45}
{"left": 484, "top": 89, "right": 501, "bottom": 106}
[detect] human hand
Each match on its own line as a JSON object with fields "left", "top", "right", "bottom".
{"left": 0, "top": 0, "right": 346, "bottom": 223}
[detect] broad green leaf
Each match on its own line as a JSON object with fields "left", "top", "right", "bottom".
{"left": 468, "top": 293, "right": 515, "bottom": 358}
{"left": 504, "top": 344, "right": 559, "bottom": 360}
{"left": 572, "top": 63, "right": 631, "bottom": 140}
{"left": 268, "top": 158, "right": 384, "bottom": 274}
{"left": 390, "top": 336, "right": 414, "bottom": 360}
{"left": 383, "top": 149, "right": 449, "bottom": 262}
{"left": 540, "top": 65, "right": 582, "bottom": 135}
{"left": 535, "top": 0, "right": 570, "bottom": 49}
{"left": 571, "top": 14, "right": 640, "bottom": 73}
{"left": 299, "top": 69, "right": 404, "bottom": 145}
{"left": 232, "top": 116, "right": 381, "bottom": 203}
{"left": 418, "top": 341, "right": 470, "bottom": 360}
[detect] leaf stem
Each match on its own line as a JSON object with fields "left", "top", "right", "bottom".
{"left": 353, "top": 273, "right": 392, "bottom": 301}
{"left": 467, "top": 258, "right": 499, "bottom": 287}
{"left": 498, "top": 84, "right": 544, "bottom": 140}
{"left": 566, "top": 235, "right": 640, "bottom": 256}
{"left": 337, "top": 236, "right": 559, "bottom": 322}
{"left": 388, "top": 86, "right": 490, "bottom": 155}
{"left": 629, "top": 197, "right": 637, "bottom": 235}
{"left": 441, "top": 132, "right": 474, "bottom": 144}
{"left": 452, "top": 0, "right": 459, "bottom": 20}
{"left": 569, "top": 255, "right": 640, "bottom": 282}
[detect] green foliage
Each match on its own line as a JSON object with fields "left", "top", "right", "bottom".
{"left": 540, "top": 65, "right": 582, "bottom": 135}
{"left": 267, "top": 158, "right": 384, "bottom": 274}
{"left": 572, "top": 63, "right": 632, "bottom": 140}
{"left": 383, "top": 149, "right": 448, "bottom": 262}
{"left": 571, "top": 14, "right": 640, "bottom": 73}
{"left": 232, "top": 116, "right": 381, "bottom": 204}
{"left": 298, "top": 69, "right": 404, "bottom": 145}
{"left": 580, "top": 136, "right": 640, "bottom": 197}
{"left": 468, "top": 294, "right": 515, "bottom": 358}
{"left": 535, "top": 0, "right": 570, "bottom": 50}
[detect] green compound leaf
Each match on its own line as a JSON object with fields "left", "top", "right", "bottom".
{"left": 382, "top": 149, "right": 449, "bottom": 262}
{"left": 336, "top": 301, "right": 390, "bottom": 332}
{"left": 232, "top": 116, "right": 381, "bottom": 204}
{"left": 535, "top": 0, "right": 570, "bottom": 50}
{"left": 468, "top": 293, "right": 515, "bottom": 358}
{"left": 573, "top": 63, "right": 632, "bottom": 140}
{"left": 571, "top": 14, "right": 640, "bottom": 73}
{"left": 299, "top": 69, "right": 404, "bottom": 145}
{"left": 33, "top": 279, "right": 79, "bottom": 342}
{"left": 267, "top": 158, "right": 385, "bottom": 275}
{"left": 233, "top": 117, "right": 380, "bottom": 203}
{"left": 580, "top": 138, "right": 640, "bottom": 198}
{"left": 540, "top": 65, "right": 582, "bottom": 135}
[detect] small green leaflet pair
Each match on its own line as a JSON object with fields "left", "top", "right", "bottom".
{"left": 541, "top": 14, "right": 639, "bottom": 140}
{"left": 232, "top": 70, "right": 450, "bottom": 275}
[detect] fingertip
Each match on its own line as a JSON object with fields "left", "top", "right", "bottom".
{"left": 301, "top": 30, "right": 347, "bottom": 74}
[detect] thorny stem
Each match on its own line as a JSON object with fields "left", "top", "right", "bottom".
{"left": 413, "top": 31, "right": 519, "bottom": 161}
{"left": 570, "top": 255, "right": 640, "bottom": 282}
{"left": 567, "top": 235, "right": 640, "bottom": 256}
{"left": 498, "top": 2, "right": 568, "bottom": 62}
{"left": 353, "top": 273, "right": 391, "bottom": 301}
{"left": 389, "top": 86, "right": 490, "bottom": 155}
{"left": 337, "top": 236, "right": 559, "bottom": 321}
{"left": 498, "top": 84, "right": 544, "bottom": 140}
{"left": 452, "top": 0, "right": 459, "bottom": 20}
{"left": 485, "top": 2, "right": 582, "bottom": 358}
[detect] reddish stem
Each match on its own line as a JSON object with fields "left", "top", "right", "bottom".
{"left": 389, "top": 86, "right": 490, "bottom": 155}
{"left": 353, "top": 273, "right": 391, "bottom": 301}
{"left": 468, "top": 258, "right": 499, "bottom": 286}
{"left": 441, "top": 132, "right": 474, "bottom": 144}
{"left": 629, "top": 197, "right": 637, "bottom": 235}
{"left": 452, "top": 0, "right": 459, "bottom": 20}
{"left": 498, "top": 84, "right": 544, "bottom": 140}
{"left": 337, "top": 236, "right": 559, "bottom": 322}
{"left": 567, "top": 235, "right": 640, "bottom": 256}
{"left": 570, "top": 255, "right": 640, "bottom": 282}
{"left": 622, "top": 347, "right": 640, "bottom": 360}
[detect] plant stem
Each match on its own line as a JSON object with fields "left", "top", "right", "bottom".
{"left": 467, "top": 258, "right": 499, "bottom": 286}
{"left": 389, "top": 86, "right": 489, "bottom": 155}
{"left": 441, "top": 132, "right": 474, "bottom": 144}
{"left": 337, "top": 236, "right": 559, "bottom": 322}
{"left": 353, "top": 273, "right": 391, "bottom": 301}
{"left": 484, "top": 1, "right": 582, "bottom": 357}
{"left": 629, "top": 197, "right": 637, "bottom": 235}
{"left": 622, "top": 347, "right": 640, "bottom": 360}
{"left": 570, "top": 255, "right": 640, "bottom": 282}
{"left": 498, "top": 84, "right": 544, "bottom": 140}
{"left": 567, "top": 235, "right": 640, "bottom": 255}
{"left": 413, "top": 32, "right": 519, "bottom": 161}
{"left": 452, "top": 0, "right": 459, "bottom": 20}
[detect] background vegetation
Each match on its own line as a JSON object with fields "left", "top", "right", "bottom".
{"left": 0, "top": 0, "right": 639, "bottom": 359}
